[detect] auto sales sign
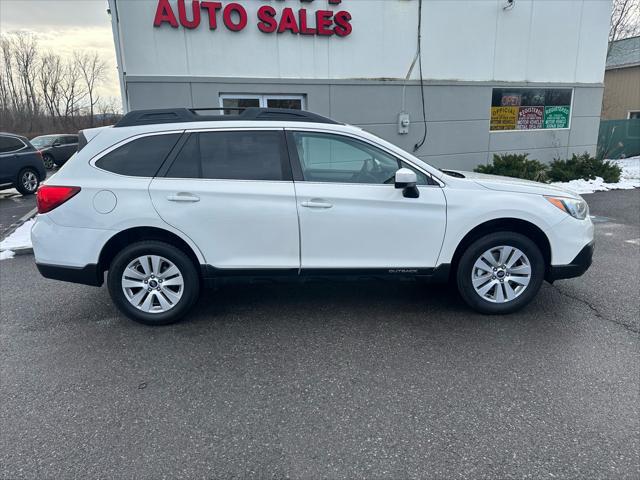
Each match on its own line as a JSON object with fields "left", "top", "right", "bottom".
{"left": 153, "top": 0, "right": 353, "bottom": 37}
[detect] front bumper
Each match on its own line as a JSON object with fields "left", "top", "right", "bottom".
{"left": 546, "top": 241, "right": 594, "bottom": 282}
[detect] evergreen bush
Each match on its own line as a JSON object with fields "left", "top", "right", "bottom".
{"left": 474, "top": 154, "right": 548, "bottom": 182}
{"left": 548, "top": 153, "right": 621, "bottom": 183}
{"left": 474, "top": 152, "right": 622, "bottom": 184}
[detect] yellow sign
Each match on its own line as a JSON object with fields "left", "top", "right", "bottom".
{"left": 490, "top": 106, "right": 518, "bottom": 131}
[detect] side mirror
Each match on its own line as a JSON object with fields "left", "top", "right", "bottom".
{"left": 395, "top": 168, "right": 420, "bottom": 198}
{"left": 52, "top": 141, "right": 61, "bottom": 147}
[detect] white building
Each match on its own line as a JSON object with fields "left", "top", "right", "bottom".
{"left": 108, "top": 0, "right": 611, "bottom": 170}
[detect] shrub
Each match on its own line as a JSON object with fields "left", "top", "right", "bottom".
{"left": 548, "top": 152, "right": 621, "bottom": 183}
{"left": 474, "top": 154, "right": 548, "bottom": 182}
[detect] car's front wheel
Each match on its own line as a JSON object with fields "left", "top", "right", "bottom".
{"left": 456, "top": 232, "right": 545, "bottom": 314}
{"left": 107, "top": 241, "right": 200, "bottom": 325}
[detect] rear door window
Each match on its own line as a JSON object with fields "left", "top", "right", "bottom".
{"left": 166, "top": 130, "right": 288, "bottom": 181}
{"left": 95, "top": 133, "right": 181, "bottom": 177}
{"left": 0, "top": 135, "right": 26, "bottom": 154}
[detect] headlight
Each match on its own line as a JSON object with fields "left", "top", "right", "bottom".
{"left": 545, "top": 196, "right": 589, "bottom": 220}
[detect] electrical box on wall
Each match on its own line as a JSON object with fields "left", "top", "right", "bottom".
{"left": 398, "top": 112, "right": 410, "bottom": 135}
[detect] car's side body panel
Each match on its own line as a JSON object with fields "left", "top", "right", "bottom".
{"left": 0, "top": 134, "right": 46, "bottom": 187}
{"left": 149, "top": 177, "right": 300, "bottom": 269}
{"left": 293, "top": 182, "right": 447, "bottom": 269}
{"left": 438, "top": 186, "right": 594, "bottom": 267}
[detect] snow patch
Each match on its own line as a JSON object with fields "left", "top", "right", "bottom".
{"left": 0, "top": 250, "right": 15, "bottom": 260}
{"left": 550, "top": 156, "right": 640, "bottom": 195}
{"left": 0, "top": 219, "right": 34, "bottom": 260}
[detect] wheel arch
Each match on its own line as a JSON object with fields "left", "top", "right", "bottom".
{"left": 448, "top": 218, "right": 552, "bottom": 281}
{"left": 98, "top": 226, "right": 203, "bottom": 277}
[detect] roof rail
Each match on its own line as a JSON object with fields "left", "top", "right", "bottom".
{"left": 114, "top": 107, "right": 340, "bottom": 128}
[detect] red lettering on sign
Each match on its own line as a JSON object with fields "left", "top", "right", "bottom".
{"left": 178, "top": 0, "right": 201, "bottom": 29}
{"left": 200, "top": 1, "right": 222, "bottom": 29}
{"left": 257, "top": 5, "right": 278, "bottom": 33}
{"left": 152, "top": 1, "right": 352, "bottom": 37}
{"left": 278, "top": 8, "right": 300, "bottom": 34}
{"left": 154, "top": 0, "right": 179, "bottom": 28}
{"left": 298, "top": 9, "right": 317, "bottom": 35}
{"left": 316, "top": 10, "right": 334, "bottom": 36}
{"left": 223, "top": 3, "right": 247, "bottom": 31}
{"left": 333, "top": 10, "right": 352, "bottom": 37}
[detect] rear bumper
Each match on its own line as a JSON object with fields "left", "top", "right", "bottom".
{"left": 36, "top": 262, "right": 103, "bottom": 287}
{"left": 546, "top": 242, "right": 594, "bottom": 282}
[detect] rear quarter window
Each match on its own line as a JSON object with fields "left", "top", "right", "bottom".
{"left": 95, "top": 134, "right": 181, "bottom": 177}
{"left": 0, "top": 135, "right": 26, "bottom": 154}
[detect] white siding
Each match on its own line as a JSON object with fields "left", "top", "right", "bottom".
{"left": 111, "top": 0, "right": 610, "bottom": 84}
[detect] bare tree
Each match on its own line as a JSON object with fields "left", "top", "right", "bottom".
{"left": 11, "top": 32, "right": 41, "bottom": 129}
{"left": 609, "top": 0, "right": 640, "bottom": 56}
{"left": 60, "top": 60, "right": 88, "bottom": 123}
{"left": 96, "top": 97, "right": 120, "bottom": 124}
{"left": 0, "top": 31, "right": 118, "bottom": 136}
{"left": 1, "top": 35, "right": 26, "bottom": 116}
{"left": 39, "top": 52, "right": 65, "bottom": 120}
{"left": 74, "top": 52, "right": 107, "bottom": 127}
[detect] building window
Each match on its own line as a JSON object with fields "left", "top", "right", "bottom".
{"left": 490, "top": 88, "right": 573, "bottom": 131}
{"left": 628, "top": 111, "right": 640, "bottom": 120}
{"left": 219, "top": 94, "right": 305, "bottom": 114}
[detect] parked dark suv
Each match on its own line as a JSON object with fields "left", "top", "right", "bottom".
{"left": 0, "top": 133, "right": 47, "bottom": 195}
{"left": 31, "top": 134, "right": 79, "bottom": 169}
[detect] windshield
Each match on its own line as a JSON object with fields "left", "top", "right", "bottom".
{"left": 31, "top": 136, "right": 57, "bottom": 148}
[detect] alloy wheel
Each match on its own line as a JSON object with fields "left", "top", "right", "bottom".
{"left": 43, "top": 155, "right": 54, "bottom": 169}
{"left": 121, "top": 255, "right": 184, "bottom": 313}
{"left": 471, "top": 245, "right": 532, "bottom": 303}
{"left": 22, "top": 171, "right": 38, "bottom": 192}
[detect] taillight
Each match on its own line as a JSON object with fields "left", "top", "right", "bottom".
{"left": 37, "top": 186, "right": 81, "bottom": 214}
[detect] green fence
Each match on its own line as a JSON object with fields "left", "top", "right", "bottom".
{"left": 597, "top": 119, "right": 640, "bottom": 159}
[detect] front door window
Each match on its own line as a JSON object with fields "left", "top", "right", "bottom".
{"left": 291, "top": 132, "right": 431, "bottom": 185}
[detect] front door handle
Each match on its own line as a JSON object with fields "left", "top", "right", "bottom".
{"left": 301, "top": 199, "right": 333, "bottom": 209}
{"left": 167, "top": 193, "right": 200, "bottom": 203}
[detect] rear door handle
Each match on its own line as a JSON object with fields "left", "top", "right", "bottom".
{"left": 301, "top": 199, "right": 333, "bottom": 209}
{"left": 167, "top": 193, "right": 200, "bottom": 203}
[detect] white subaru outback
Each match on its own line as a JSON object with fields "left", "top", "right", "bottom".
{"left": 32, "top": 108, "right": 594, "bottom": 325}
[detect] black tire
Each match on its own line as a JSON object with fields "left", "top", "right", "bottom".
{"left": 42, "top": 154, "right": 55, "bottom": 169}
{"left": 15, "top": 168, "right": 40, "bottom": 196}
{"left": 107, "top": 241, "right": 200, "bottom": 326}
{"left": 456, "top": 232, "right": 545, "bottom": 315}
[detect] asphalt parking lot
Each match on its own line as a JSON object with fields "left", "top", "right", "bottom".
{"left": 0, "top": 188, "right": 37, "bottom": 239}
{"left": 0, "top": 170, "right": 53, "bottom": 238}
{"left": 1, "top": 189, "right": 638, "bottom": 479}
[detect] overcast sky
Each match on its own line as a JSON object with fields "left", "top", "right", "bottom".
{"left": 0, "top": 0, "right": 120, "bottom": 101}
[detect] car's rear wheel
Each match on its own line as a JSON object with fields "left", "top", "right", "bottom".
{"left": 107, "top": 241, "right": 200, "bottom": 325}
{"left": 15, "top": 168, "right": 40, "bottom": 195}
{"left": 42, "top": 154, "right": 55, "bottom": 169}
{"left": 456, "top": 232, "right": 545, "bottom": 314}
